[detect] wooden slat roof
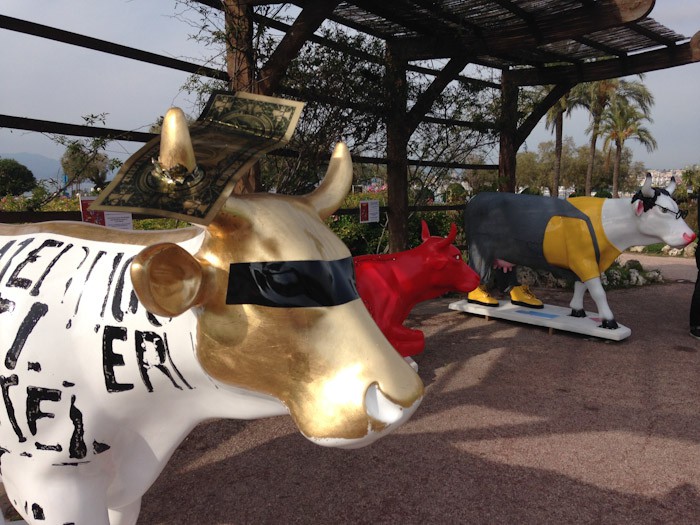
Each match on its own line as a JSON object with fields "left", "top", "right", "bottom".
{"left": 287, "top": 0, "right": 695, "bottom": 80}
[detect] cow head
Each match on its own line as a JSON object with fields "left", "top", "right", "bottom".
{"left": 420, "top": 221, "right": 480, "bottom": 293}
{"left": 631, "top": 174, "right": 696, "bottom": 248}
{"left": 131, "top": 111, "right": 423, "bottom": 448}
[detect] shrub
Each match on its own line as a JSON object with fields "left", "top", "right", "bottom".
{"left": 326, "top": 191, "right": 464, "bottom": 255}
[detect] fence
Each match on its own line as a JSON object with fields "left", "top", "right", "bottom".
{"left": 0, "top": 204, "right": 465, "bottom": 224}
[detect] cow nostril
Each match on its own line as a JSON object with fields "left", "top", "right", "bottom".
{"left": 364, "top": 383, "right": 403, "bottom": 425}
{"left": 684, "top": 232, "right": 697, "bottom": 243}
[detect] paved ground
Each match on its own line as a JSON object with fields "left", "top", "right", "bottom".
{"left": 132, "top": 254, "right": 700, "bottom": 525}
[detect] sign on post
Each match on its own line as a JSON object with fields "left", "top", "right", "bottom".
{"left": 359, "top": 200, "right": 379, "bottom": 223}
{"left": 80, "top": 195, "right": 133, "bottom": 230}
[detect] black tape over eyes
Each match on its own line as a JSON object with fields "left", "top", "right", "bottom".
{"left": 226, "top": 257, "right": 360, "bottom": 308}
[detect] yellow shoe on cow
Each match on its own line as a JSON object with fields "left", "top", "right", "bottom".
{"left": 509, "top": 285, "right": 543, "bottom": 309}
{"left": 467, "top": 285, "right": 499, "bottom": 307}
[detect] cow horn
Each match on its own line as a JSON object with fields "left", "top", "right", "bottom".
{"left": 435, "top": 222, "right": 458, "bottom": 248}
{"left": 666, "top": 176, "right": 677, "bottom": 195}
{"left": 306, "top": 143, "right": 353, "bottom": 220}
{"left": 641, "top": 172, "right": 654, "bottom": 198}
{"left": 159, "top": 107, "right": 197, "bottom": 172}
{"left": 446, "top": 222, "right": 458, "bottom": 244}
{"left": 421, "top": 220, "right": 431, "bottom": 241}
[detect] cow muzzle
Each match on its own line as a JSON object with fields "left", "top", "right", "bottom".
{"left": 307, "top": 382, "right": 422, "bottom": 450}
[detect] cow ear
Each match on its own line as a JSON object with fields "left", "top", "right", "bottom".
{"left": 634, "top": 200, "right": 645, "bottom": 217}
{"left": 131, "top": 243, "right": 205, "bottom": 317}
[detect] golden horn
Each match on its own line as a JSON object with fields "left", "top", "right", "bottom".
{"left": 306, "top": 143, "right": 352, "bottom": 220}
{"left": 159, "top": 107, "right": 197, "bottom": 172}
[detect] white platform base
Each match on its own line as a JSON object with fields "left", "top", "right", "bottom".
{"left": 449, "top": 300, "right": 631, "bottom": 341}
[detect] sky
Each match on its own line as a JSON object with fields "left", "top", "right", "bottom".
{"left": 0, "top": 0, "right": 699, "bottom": 171}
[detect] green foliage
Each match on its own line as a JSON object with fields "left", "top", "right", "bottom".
{"left": 175, "top": 3, "right": 498, "bottom": 198}
{"left": 639, "top": 242, "right": 665, "bottom": 254}
{"left": 0, "top": 158, "right": 37, "bottom": 196}
{"left": 132, "top": 218, "right": 189, "bottom": 230}
{"left": 327, "top": 190, "right": 463, "bottom": 255}
{"left": 444, "top": 182, "right": 467, "bottom": 203}
{"left": 516, "top": 138, "right": 639, "bottom": 196}
{"left": 60, "top": 126, "right": 120, "bottom": 193}
{"left": 0, "top": 192, "right": 79, "bottom": 212}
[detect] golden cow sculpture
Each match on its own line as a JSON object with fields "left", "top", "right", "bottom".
{"left": 0, "top": 109, "right": 424, "bottom": 525}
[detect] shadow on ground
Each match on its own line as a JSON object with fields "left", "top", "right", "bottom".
{"left": 138, "top": 283, "right": 700, "bottom": 525}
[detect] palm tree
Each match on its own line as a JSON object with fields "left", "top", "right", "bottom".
{"left": 571, "top": 78, "right": 654, "bottom": 196}
{"left": 600, "top": 98, "right": 657, "bottom": 198}
{"left": 544, "top": 90, "right": 576, "bottom": 198}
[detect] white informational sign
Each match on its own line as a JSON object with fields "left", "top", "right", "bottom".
{"left": 80, "top": 195, "right": 133, "bottom": 230}
{"left": 359, "top": 200, "right": 380, "bottom": 224}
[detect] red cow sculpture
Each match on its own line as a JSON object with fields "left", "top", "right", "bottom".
{"left": 354, "top": 221, "right": 480, "bottom": 358}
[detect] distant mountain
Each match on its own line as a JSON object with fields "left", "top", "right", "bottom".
{"left": 0, "top": 152, "right": 64, "bottom": 181}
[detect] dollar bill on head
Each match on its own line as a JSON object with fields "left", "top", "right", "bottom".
{"left": 90, "top": 91, "right": 304, "bottom": 225}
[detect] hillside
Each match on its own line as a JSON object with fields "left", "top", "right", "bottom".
{"left": 0, "top": 152, "right": 64, "bottom": 181}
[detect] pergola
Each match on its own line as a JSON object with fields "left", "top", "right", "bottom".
{"left": 2, "top": 1, "right": 699, "bottom": 250}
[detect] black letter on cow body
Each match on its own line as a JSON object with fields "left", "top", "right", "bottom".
{"left": 69, "top": 250, "right": 106, "bottom": 325}
{"left": 26, "top": 386, "right": 61, "bottom": 436}
{"left": 30, "top": 243, "right": 73, "bottom": 297}
{"left": 4, "top": 302, "right": 49, "bottom": 370}
{"left": 0, "top": 240, "right": 16, "bottom": 266}
{"left": 0, "top": 374, "right": 25, "bottom": 442}
{"left": 112, "top": 256, "right": 138, "bottom": 322}
{"left": 102, "top": 326, "right": 134, "bottom": 393}
{"left": 0, "top": 238, "right": 33, "bottom": 286}
{"left": 68, "top": 394, "right": 87, "bottom": 459}
{"left": 0, "top": 294, "right": 15, "bottom": 315}
{"left": 135, "top": 331, "right": 191, "bottom": 392}
{"left": 100, "top": 253, "right": 124, "bottom": 319}
{"left": 7, "top": 239, "right": 64, "bottom": 290}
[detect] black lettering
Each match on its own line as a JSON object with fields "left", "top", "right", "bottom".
{"left": 0, "top": 294, "right": 15, "bottom": 314}
{"left": 165, "top": 333, "right": 193, "bottom": 390}
{"left": 30, "top": 243, "right": 73, "bottom": 296}
{"left": 4, "top": 302, "right": 49, "bottom": 370}
{"left": 35, "top": 442, "right": 62, "bottom": 452}
{"left": 70, "top": 250, "right": 106, "bottom": 320}
{"left": 61, "top": 247, "right": 88, "bottom": 301}
{"left": 100, "top": 253, "right": 123, "bottom": 318}
{"left": 111, "top": 256, "right": 137, "bottom": 322}
{"left": 28, "top": 362, "right": 41, "bottom": 372}
{"left": 135, "top": 331, "right": 183, "bottom": 392}
{"left": 0, "top": 374, "right": 25, "bottom": 442}
{"left": 68, "top": 395, "right": 86, "bottom": 459}
{"left": 7, "top": 239, "right": 64, "bottom": 290}
{"left": 0, "top": 238, "right": 33, "bottom": 286}
{"left": 26, "top": 386, "right": 61, "bottom": 436}
{"left": 102, "top": 326, "right": 134, "bottom": 393}
{"left": 31, "top": 502, "right": 45, "bottom": 520}
{"left": 93, "top": 440, "right": 110, "bottom": 454}
{"left": 0, "top": 240, "right": 16, "bottom": 264}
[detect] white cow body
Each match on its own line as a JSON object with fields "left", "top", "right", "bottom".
{"left": 0, "top": 143, "right": 424, "bottom": 524}
{"left": 0, "top": 229, "right": 284, "bottom": 522}
{"left": 568, "top": 179, "right": 696, "bottom": 322}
